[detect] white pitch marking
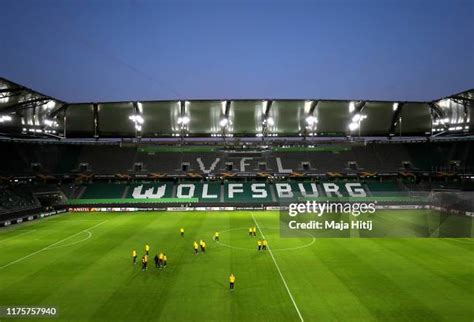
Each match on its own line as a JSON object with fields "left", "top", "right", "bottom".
{"left": 215, "top": 227, "right": 315, "bottom": 251}
{"left": 252, "top": 213, "right": 304, "bottom": 322}
{"left": 46, "top": 231, "right": 93, "bottom": 250}
{"left": 0, "top": 230, "right": 36, "bottom": 243}
{"left": 0, "top": 221, "right": 107, "bottom": 270}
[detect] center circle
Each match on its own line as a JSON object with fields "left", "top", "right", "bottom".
{"left": 216, "top": 227, "right": 316, "bottom": 251}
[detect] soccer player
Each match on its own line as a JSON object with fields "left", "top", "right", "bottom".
{"left": 199, "top": 240, "right": 204, "bottom": 252}
{"left": 180, "top": 228, "right": 184, "bottom": 237}
{"left": 163, "top": 254, "right": 167, "bottom": 268}
{"left": 142, "top": 255, "right": 148, "bottom": 271}
{"left": 252, "top": 227, "right": 257, "bottom": 237}
{"left": 159, "top": 252, "right": 164, "bottom": 268}
{"left": 257, "top": 239, "right": 262, "bottom": 251}
{"left": 201, "top": 240, "right": 206, "bottom": 253}
{"left": 145, "top": 244, "right": 150, "bottom": 255}
{"left": 262, "top": 239, "right": 268, "bottom": 250}
{"left": 154, "top": 254, "right": 159, "bottom": 268}
{"left": 248, "top": 227, "right": 253, "bottom": 236}
{"left": 229, "top": 273, "right": 236, "bottom": 290}
{"left": 214, "top": 232, "right": 219, "bottom": 241}
{"left": 193, "top": 241, "right": 199, "bottom": 254}
{"left": 132, "top": 249, "right": 137, "bottom": 264}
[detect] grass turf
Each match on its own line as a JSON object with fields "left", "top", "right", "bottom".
{"left": 0, "top": 211, "right": 472, "bottom": 322}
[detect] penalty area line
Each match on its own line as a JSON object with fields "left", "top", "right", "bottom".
{"left": 0, "top": 230, "right": 36, "bottom": 243}
{"left": 251, "top": 213, "right": 304, "bottom": 322}
{"left": 0, "top": 220, "right": 108, "bottom": 270}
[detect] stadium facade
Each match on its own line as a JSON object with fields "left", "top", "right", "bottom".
{"left": 0, "top": 77, "right": 473, "bottom": 225}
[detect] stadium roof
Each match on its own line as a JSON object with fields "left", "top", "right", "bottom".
{"left": 0, "top": 77, "right": 473, "bottom": 140}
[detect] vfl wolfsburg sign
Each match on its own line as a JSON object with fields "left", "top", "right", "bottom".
{"left": 129, "top": 182, "right": 367, "bottom": 201}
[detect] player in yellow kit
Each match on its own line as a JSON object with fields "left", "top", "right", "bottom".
{"left": 257, "top": 240, "right": 262, "bottom": 251}
{"left": 145, "top": 244, "right": 150, "bottom": 255}
{"left": 248, "top": 227, "right": 253, "bottom": 236}
{"left": 229, "top": 273, "right": 236, "bottom": 290}
{"left": 199, "top": 240, "right": 204, "bottom": 252}
{"left": 132, "top": 249, "right": 137, "bottom": 264}
{"left": 141, "top": 255, "right": 148, "bottom": 271}
{"left": 214, "top": 232, "right": 219, "bottom": 241}
{"left": 163, "top": 254, "right": 167, "bottom": 268}
{"left": 252, "top": 227, "right": 257, "bottom": 237}
{"left": 158, "top": 252, "right": 164, "bottom": 268}
{"left": 201, "top": 240, "right": 206, "bottom": 253}
{"left": 193, "top": 241, "right": 199, "bottom": 255}
{"left": 180, "top": 228, "right": 184, "bottom": 237}
{"left": 262, "top": 239, "right": 268, "bottom": 250}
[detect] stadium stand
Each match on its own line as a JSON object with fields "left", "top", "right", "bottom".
{"left": 0, "top": 77, "right": 473, "bottom": 216}
{"left": 0, "top": 187, "right": 40, "bottom": 215}
{"left": 0, "top": 141, "right": 473, "bottom": 175}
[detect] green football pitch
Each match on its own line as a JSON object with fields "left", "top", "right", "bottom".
{"left": 0, "top": 211, "right": 472, "bottom": 322}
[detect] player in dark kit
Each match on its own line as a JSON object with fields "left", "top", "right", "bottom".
{"left": 141, "top": 255, "right": 148, "bottom": 271}
{"left": 154, "top": 254, "right": 159, "bottom": 268}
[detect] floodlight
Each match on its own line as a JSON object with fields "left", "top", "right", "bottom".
{"left": 181, "top": 116, "right": 190, "bottom": 125}
{"left": 0, "top": 115, "right": 12, "bottom": 122}
{"left": 352, "top": 113, "right": 361, "bottom": 122}
{"left": 305, "top": 115, "right": 317, "bottom": 126}
{"left": 135, "top": 115, "right": 144, "bottom": 124}
{"left": 219, "top": 118, "right": 229, "bottom": 127}
{"left": 348, "top": 122, "right": 359, "bottom": 131}
{"left": 44, "top": 101, "right": 55, "bottom": 109}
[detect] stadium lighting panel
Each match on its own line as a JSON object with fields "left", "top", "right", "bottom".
{"left": 265, "top": 117, "right": 275, "bottom": 126}
{"left": 0, "top": 115, "right": 12, "bottom": 122}
{"left": 349, "top": 101, "right": 355, "bottom": 113}
{"left": 43, "top": 118, "right": 58, "bottom": 127}
{"left": 177, "top": 115, "right": 190, "bottom": 125}
{"left": 129, "top": 113, "right": 145, "bottom": 132}
{"left": 348, "top": 122, "right": 359, "bottom": 131}
{"left": 305, "top": 115, "right": 317, "bottom": 126}
{"left": 43, "top": 101, "right": 56, "bottom": 109}
{"left": 219, "top": 118, "right": 229, "bottom": 127}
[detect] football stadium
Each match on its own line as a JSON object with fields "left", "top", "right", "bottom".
{"left": 1, "top": 0, "right": 474, "bottom": 320}
{"left": 0, "top": 76, "right": 473, "bottom": 321}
